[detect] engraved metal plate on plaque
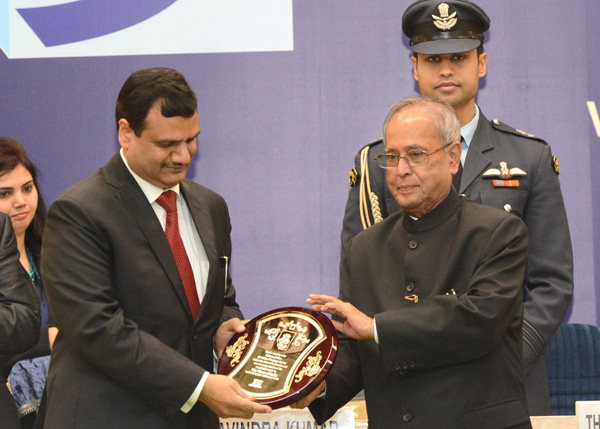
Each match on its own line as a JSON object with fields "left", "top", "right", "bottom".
{"left": 218, "top": 307, "right": 338, "bottom": 409}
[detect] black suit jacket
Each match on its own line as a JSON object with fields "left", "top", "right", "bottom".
{"left": 315, "top": 191, "right": 531, "bottom": 428}
{"left": 340, "top": 111, "right": 573, "bottom": 414}
{"left": 0, "top": 213, "right": 40, "bottom": 428}
{"left": 41, "top": 153, "right": 242, "bottom": 428}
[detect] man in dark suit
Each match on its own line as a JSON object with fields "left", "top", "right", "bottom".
{"left": 40, "top": 68, "right": 271, "bottom": 428}
{"left": 340, "top": 0, "right": 573, "bottom": 414}
{"left": 0, "top": 212, "right": 40, "bottom": 428}
{"left": 303, "top": 96, "right": 531, "bottom": 428}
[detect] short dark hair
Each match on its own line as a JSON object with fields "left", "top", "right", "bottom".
{"left": 0, "top": 137, "right": 47, "bottom": 267}
{"left": 115, "top": 67, "right": 198, "bottom": 136}
{"left": 477, "top": 43, "right": 484, "bottom": 56}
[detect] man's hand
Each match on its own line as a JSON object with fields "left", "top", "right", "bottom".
{"left": 288, "top": 381, "right": 325, "bottom": 409}
{"left": 199, "top": 374, "right": 271, "bottom": 419}
{"left": 215, "top": 318, "right": 246, "bottom": 358}
{"left": 307, "top": 294, "right": 375, "bottom": 341}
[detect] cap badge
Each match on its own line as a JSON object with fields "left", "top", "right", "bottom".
{"left": 483, "top": 161, "right": 527, "bottom": 179}
{"left": 432, "top": 3, "right": 458, "bottom": 30}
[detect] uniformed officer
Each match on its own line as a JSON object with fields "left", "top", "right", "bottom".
{"left": 340, "top": 0, "right": 573, "bottom": 415}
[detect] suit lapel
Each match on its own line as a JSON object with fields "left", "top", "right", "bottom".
{"left": 180, "top": 182, "right": 219, "bottom": 322}
{"left": 104, "top": 154, "right": 193, "bottom": 320}
{"left": 460, "top": 112, "right": 494, "bottom": 194}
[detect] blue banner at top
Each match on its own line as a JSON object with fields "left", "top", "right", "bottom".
{"left": 1, "top": 0, "right": 294, "bottom": 59}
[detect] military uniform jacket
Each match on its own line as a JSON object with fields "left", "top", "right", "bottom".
{"left": 41, "top": 153, "right": 242, "bottom": 429}
{"left": 340, "top": 110, "right": 573, "bottom": 413}
{"left": 314, "top": 191, "right": 531, "bottom": 428}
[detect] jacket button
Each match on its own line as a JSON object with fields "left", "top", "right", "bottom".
{"left": 192, "top": 334, "right": 198, "bottom": 340}
{"left": 403, "top": 412, "right": 412, "bottom": 422}
{"left": 406, "top": 283, "right": 415, "bottom": 292}
{"left": 408, "top": 240, "right": 418, "bottom": 249}
{"left": 409, "top": 361, "right": 416, "bottom": 368}
{"left": 394, "top": 363, "right": 401, "bottom": 370}
{"left": 402, "top": 362, "right": 409, "bottom": 370}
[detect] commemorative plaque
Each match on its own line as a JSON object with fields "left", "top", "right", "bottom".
{"left": 218, "top": 307, "right": 338, "bottom": 409}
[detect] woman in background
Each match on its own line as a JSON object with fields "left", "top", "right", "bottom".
{"left": 0, "top": 137, "right": 56, "bottom": 428}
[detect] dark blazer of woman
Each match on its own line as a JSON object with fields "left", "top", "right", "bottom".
{"left": 0, "top": 213, "right": 40, "bottom": 428}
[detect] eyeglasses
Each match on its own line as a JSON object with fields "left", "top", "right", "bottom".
{"left": 375, "top": 142, "right": 453, "bottom": 169}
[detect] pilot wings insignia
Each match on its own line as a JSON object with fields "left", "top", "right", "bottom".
{"left": 483, "top": 161, "right": 527, "bottom": 179}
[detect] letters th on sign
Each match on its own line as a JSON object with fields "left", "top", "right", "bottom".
{"left": 576, "top": 401, "right": 600, "bottom": 429}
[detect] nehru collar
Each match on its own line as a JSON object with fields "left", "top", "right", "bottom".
{"left": 403, "top": 189, "right": 461, "bottom": 234}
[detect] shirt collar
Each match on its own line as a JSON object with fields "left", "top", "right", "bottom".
{"left": 460, "top": 104, "right": 480, "bottom": 149}
{"left": 119, "top": 149, "right": 180, "bottom": 204}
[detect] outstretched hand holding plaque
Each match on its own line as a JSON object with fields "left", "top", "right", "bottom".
{"left": 218, "top": 307, "right": 338, "bottom": 409}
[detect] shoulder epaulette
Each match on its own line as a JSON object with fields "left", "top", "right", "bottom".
{"left": 358, "top": 137, "right": 384, "bottom": 153}
{"left": 353, "top": 138, "right": 384, "bottom": 229}
{"left": 350, "top": 138, "right": 383, "bottom": 189}
{"left": 491, "top": 119, "right": 559, "bottom": 174}
{"left": 490, "top": 119, "right": 547, "bottom": 144}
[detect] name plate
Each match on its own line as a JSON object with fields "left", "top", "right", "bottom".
{"left": 220, "top": 406, "right": 355, "bottom": 429}
{"left": 577, "top": 401, "right": 600, "bottom": 428}
{"left": 218, "top": 307, "right": 338, "bottom": 409}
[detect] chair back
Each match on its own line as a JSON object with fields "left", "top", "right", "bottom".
{"left": 546, "top": 323, "right": 600, "bottom": 415}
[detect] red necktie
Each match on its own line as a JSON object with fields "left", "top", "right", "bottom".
{"left": 156, "top": 191, "right": 200, "bottom": 319}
